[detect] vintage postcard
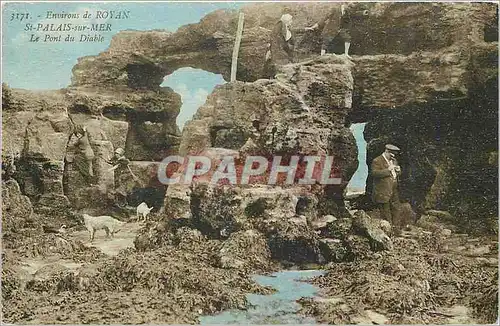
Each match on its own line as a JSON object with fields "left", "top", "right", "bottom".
{"left": 1, "top": 1, "right": 498, "bottom": 324}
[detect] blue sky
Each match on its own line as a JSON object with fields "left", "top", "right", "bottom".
{"left": 2, "top": 2, "right": 367, "bottom": 188}
{"left": 162, "top": 67, "right": 225, "bottom": 128}
{"left": 347, "top": 123, "right": 368, "bottom": 192}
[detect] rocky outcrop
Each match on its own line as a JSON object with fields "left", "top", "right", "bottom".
{"left": 70, "top": 3, "right": 496, "bottom": 85}
{"left": 1, "top": 180, "right": 33, "bottom": 235}
{"left": 347, "top": 9, "right": 497, "bottom": 224}
{"left": 2, "top": 2, "right": 497, "bottom": 235}
{"left": 352, "top": 50, "right": 468, "bottom": 109}
{"left": 180, "top": 56, "right": 355, "bottom": 156}
{"left": 361, "top": 61, "right": 498, "bottom": 222}
{"left": 66, "top": 85, "right": 182, "bottom": 161}
{"left": 217, "top": 230, "right": 271, "bottom": 271}
{"left": 1, "top": 84, "right": 177, "bottom": 213}
{"left": 179, "top": 56, "right": 358, "bottom": 218}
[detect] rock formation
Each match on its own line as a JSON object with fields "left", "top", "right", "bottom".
{"left": 70, "top": 3, "right": 496, "bottom": 84}
{"left": 2, "top": 2, "right": 497, "bottom": 239}
{"left": 2, "top": 179, "right": 33, "bottom": 235}
{"left": 2, "top": 84, "right": 176, "bottom": 214}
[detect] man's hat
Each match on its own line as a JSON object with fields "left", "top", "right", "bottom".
{"left": 385, "top": 144, "right": 400, "bottom": 152}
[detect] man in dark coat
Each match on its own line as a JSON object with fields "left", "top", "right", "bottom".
{"left": 371, "top": 144, "right": 402, "bottom": 232}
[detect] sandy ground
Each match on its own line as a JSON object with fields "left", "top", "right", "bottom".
{"left": 69, "top": 221, "right": 143, "bottom": 256}
{"left": 17, "top": 221, "right": 143, "bottom": 278}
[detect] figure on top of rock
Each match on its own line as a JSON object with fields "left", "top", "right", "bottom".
{"left": 370, "top": 144, "right": 403, "bottom": 234}
{"left": 305, "top": 3, "right": 367, "bottom": 58}
{"left": 106, "top": 147, "right": 140, "bottom": 208}
{"left": 264, "top": 13, "right": 297, "bottom": 79}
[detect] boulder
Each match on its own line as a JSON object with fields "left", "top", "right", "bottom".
{"left": 266, "top": 217, "right": 322, "bottom": 264}
{"left": 344, "top": 234, "right": 373, "bottom": 261}
{"left": 1, "top": 179, "right": 33, "bottom": 234}
{"left": 319, "top": 238, "right": 348, "bottom": 263}
{"left": 189, "top": 183, "right": 242, "bottom": 238}
{"left": 425, "top": 210, "right": 455, "bottom": 222}
{"left": 352, "top": 210, "right": 393, "bottom": 251}
{"left": 218, "top": 229, "right": 271, "bottom": 271}
{"left": 311, "top": 214, "right": 337, "bottom": 230}
{"left": 173, "top": 227, "right": 205, "bottom": 251}
{"left": 326, "top": 218, "right": 353, "bottom": 239}
{"left": 240, "top": 186, "right": 301, "bottom": 220}
{"left": 163, "top": 183, "right": 191, "bottom": 219}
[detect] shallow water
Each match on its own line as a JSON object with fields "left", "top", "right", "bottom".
{"left": 200, "top": 270, "right": 325, "bottom": 324}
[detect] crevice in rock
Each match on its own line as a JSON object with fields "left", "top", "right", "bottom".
{"left": 126, "top": 63, "right": 165, "bottom": 89}
{"left": 69, "top": 104, "right": 92, "bottom": 115}
{"left": 345, "top": 122, "right": 368, "bottom": 197}
{"left": 102, "top": 106, "right": 129, "bottom": 121}
{"left": 127, "top": 185, "right": 167, "bottom": 210}
{"left": 295, "top": 196, "right": 311, "bottom": 216}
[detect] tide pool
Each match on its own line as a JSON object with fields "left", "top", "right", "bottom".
{"left": 200, "top": 270, "right": 325, "bottom": 324}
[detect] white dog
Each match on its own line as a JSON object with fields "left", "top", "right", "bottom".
{"left": 136, "top": 202, "right": 154, "bottom": 222}
{"left": 82, "top": 213, "right": 126, "bottom": 242}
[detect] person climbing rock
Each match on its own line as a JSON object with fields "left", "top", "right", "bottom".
{"left": 370, "top": 144, "right": 402, "bottom": 234}
{"left": 305, "top": 3, "right": 365, "bottom": 58}
{"left": 106, "top": 147, "right": 140, "bottom": 208}
{"left": 264, "top": 13, "right": 296, "bottom": 78}
{"left": 68, "top": 125, "right": 96, "bottom": 185}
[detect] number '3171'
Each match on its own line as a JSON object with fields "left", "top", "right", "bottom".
{"left": 11, "top": 13, "right": 30, "bottom": 21}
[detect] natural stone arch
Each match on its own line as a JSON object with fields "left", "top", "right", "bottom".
{"left": 71, "top": 3, "right": 496, "bottom": 89}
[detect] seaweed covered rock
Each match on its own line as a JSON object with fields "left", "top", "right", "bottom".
{"left": 218, "top": 230, "right": 272, "bottom": 272}
{"left": 319, "top": 238, "right": 348, "bottom": 263}
{"left": 326, "top": 218, "right": 353, "bottom": 239}
{"left": 4, "top": 243, "right": 273, "bottom": 324}
{"left": 26, "top": 263, "right": 78, "bottom": 293}
{"left": 470, "top": 270, "right": 499, "bottom": 323}
{"left": 173, "top": 227, "right": 205, "bottom": 251}
{"left": 304, "top": 226, "right": 498, "bottom": 324}
{"left": 317, "top": 210, "right": 393, "bottom": 262}
{"left": 352, "top": 210, "right": 393, "bottom": 251}
{"left": 265, "top": 216, "right": 323, "bottom": 264}
{"left": 1, "top": 260, "right": 24, "bottom": 302}
{"left": 190, "top": 183, "right": 242, "bottom": 238}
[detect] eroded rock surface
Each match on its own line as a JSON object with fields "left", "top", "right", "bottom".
{"left": 2, "top": 84, "right": 178, "bottom": 213}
